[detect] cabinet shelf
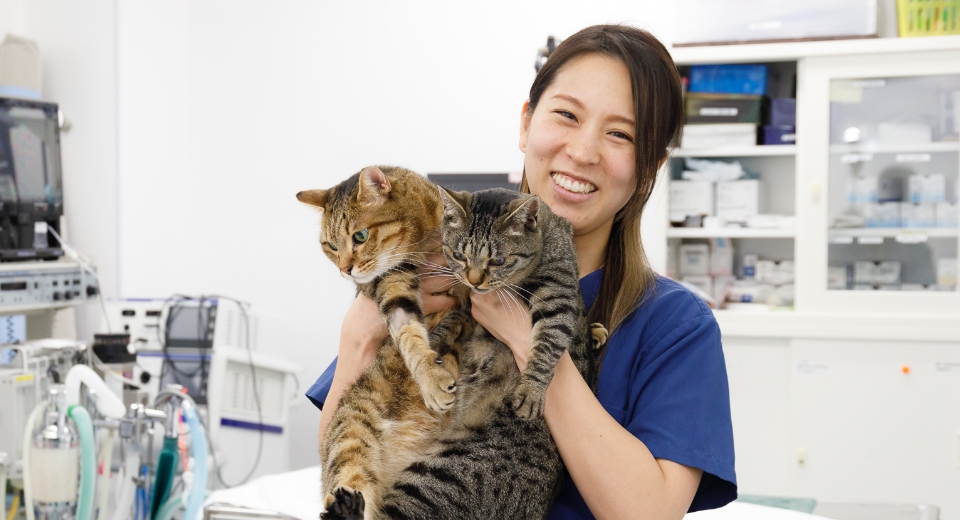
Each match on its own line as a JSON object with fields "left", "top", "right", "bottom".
{"left": 672, "top": 145, "right": 796, "bottom": 158}
{"left": 828, "top": 228, "right": 958, "bottom": 239}
{"left": 668, "top": 227, "right": 796, "bottom": 239}
{"left": 829, "top": 142, "right": 960, "bottom": 154}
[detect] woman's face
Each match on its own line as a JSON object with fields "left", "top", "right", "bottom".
{"left": 519, "top": 53, "right": 637, "bottom": 240}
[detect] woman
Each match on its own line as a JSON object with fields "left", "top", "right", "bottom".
{"left": 307, "top": 24, "right": 736, "bottom": 519}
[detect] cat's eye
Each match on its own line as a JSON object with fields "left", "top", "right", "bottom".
{"left": 489, "top": 257, "right": 506, "bottom": 266}
{"left": 326, "top": 242, "right": 338, "bottom": 251}
{"left": 353, "top": 229, "right": 369, "bottom": 244}
{"left": 452, "top": 251, "right": 466, "bottom": 261}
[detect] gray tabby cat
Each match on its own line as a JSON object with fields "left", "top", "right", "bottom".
{"left": 332, "top": 187, "right": 600, "bottom": 520}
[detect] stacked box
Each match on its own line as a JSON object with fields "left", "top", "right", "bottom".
{"left": 864, "top": 203, "right": 899, "bottom": 228}
{"left": 685, "top": 93, "right": 767, "bottom": 124}
{"left": 936, "top": 202, "right": 958, "bottom": 228}
{"left": 679, "top": 244, "right": 710, "bottom": 276}
{"left": 908, "top": 174, "right": 946, "bottom": 203}
{"left": 670, "top": 181, "right": 714, "bottom": 223}
{"left": 901, "top": 203, "right": 936, "bottom": 228}
{"left": 682, "top": 123, "right": 758, "bottom": 148}
{"left": 716, "top": 180, "right": 760, "bottom": 222}
{"left": 689, "top": 64, "right": 768, "bottom": 95}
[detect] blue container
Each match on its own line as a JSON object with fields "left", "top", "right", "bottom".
{"left": 770, "top": 98, "right": 796, "bottom": 127}
{"left": 689, "top": 64, "right": 768, "bottom": 95}
{"left": 762, "top": 125, "right": 796, "bottom": 145}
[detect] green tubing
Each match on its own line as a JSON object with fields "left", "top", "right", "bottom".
{"left": 66, "top": 405, "right": 96, "bottom": 520}
{"left": 155, "top": 491, "right": 210, "bottom": 520}
{"left": 149, "top": 436, "right": 179, "bottom": 520}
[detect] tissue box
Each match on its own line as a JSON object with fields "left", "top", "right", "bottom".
{"left": 709, "top": 239, "right": 734, "bottom": 276}
{"left": 716, "top": 179, "right": 759, "bottom": 221}
{"left": 864, "top": 203, "right": 900, "bottom": 228}
{"left": 901, "top": 203, "right": 936, "bottom": 228}
{"left": 878, "top": 122, "right": 932, "bottom": 144}
{"left": 939, "top": 258, "right": 958, "bottom": 287}
{"left": 756, "top": 260, "right": 794, "bottom": 285}
{"left": 827, "top": 266, "right": 849, "bottom": 290}
{"left": 936, "top": 202, "right": 958, "bottom": 228}
{"left": 849, "top": 176, "right": 879, "bottom": 204}
{"left": 909, "top": 174, "right": 946, "bottom": 203}
{"left": 682, "top": 275, "right": 713, "bottom": 298}
{"left": 685, "top": 93, "right": 766, "bottom": 124}
{"left": 670, "top": 180, "right": 714, "bottom": 223}
{"left": 679, "top": 244, "right": 711, "bottom": 276}
{"left": 682, "top": 123, "right": 758, "bottom": 148}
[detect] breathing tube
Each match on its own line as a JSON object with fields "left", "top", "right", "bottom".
{"left": 20, "top": 403, "right": 45, "bottom": 520}
{"left": 67, "top": 405, "right": 96, "bottom": 520}
{"left": 149, "top": 436, "right": 180, "bottom": 519}
{"left": 182, "top": 401, "right": 208, "bottom": 520}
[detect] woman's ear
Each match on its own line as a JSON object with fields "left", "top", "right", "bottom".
{"left": 519, "top": 100, "right": 532, "bottom": 153}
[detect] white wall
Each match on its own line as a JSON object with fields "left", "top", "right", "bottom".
{"left": 114, "top": 1, "right": 675, "bottom": 472}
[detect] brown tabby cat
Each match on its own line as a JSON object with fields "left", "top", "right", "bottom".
{"left": 297, "top": 166, "right": 470, "bottom": 516}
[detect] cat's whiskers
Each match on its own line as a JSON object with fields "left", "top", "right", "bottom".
{"left": 493, "top": 288, "right": 520, "bottom": 330}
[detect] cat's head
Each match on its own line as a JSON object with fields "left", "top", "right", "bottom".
{"left": 438, "top": 187, "right": 543, "bottom": 293}
{"left": 298, "top": 166, "right": 428, "bottom": 284}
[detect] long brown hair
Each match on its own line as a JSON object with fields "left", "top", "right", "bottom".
{"left": 520, "top": 25, "right": 684, "bottom": 334}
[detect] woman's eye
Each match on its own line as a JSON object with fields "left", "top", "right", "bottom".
{"left": 326, "top": 242, "right": 338, "bottom": 251}
{"left": 489, "top": 257, "right": 506, "bottom": 266}
{"left": 452, "top": 251, "right": 466, "bottom": 261}
{"left": 353, "top": 229, "right": 369, "bottom": 244}
{"left": 610, "top": 130, "right": 634, "bottom": 142}
{"left": 556, "top": 110, "right": 576, "bottom": 121}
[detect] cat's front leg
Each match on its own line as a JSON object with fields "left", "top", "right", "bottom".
{"left": 511, "top": 290, "right": 577, "bottom": 420}
{"left": 388, "top": 309, "right": 457, "bottom": 411}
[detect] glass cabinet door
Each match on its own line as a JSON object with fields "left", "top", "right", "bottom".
{"left": 826, "top": 74, "right": 959, "bottom": 292}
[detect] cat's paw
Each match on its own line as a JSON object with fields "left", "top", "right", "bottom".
{"left": 511, "top": 380, "right": 546, "bottom": 420}
{"left": 321, "top": 487, "right": 365, "bottom": 520}
{"left": 590, "top": 322, "right": 609, "bottom": 351}
{"left": 419, "top": 363, "right": 457, "bottom": 412}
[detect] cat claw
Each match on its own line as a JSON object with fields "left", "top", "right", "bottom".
{"left": 512, "top": 383, "right": 545, "bottom": 420}
{"left": 420, "top": 365, "right": 457, "bottom": 412}
{"left": 321, "top": 487, "right": 365, "bottom": 520}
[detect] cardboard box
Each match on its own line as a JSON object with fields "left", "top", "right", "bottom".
{"left": 669, "top": 181, "right": 714, "bottom": 223}
{"left": 769, "top": 98, "right": 796, "bottom": 127}
{"left": 689, "top": 64, "right": 768, "bottom": 95}
{"left": 716, "top": 179, "right": 759, "bottom": 222}
{"left": 864, "top": 202, "right": 900, "bottom": 228}
{"left": 908, "top": 173, "right": 946, "bottom": 203}
{"left": 682, "top": 275, "right": 713, "bottom": 298}
{"left": 854, "top": 261, "right": 878, "bottom": 285}
{"left": 761, "top": 125, "right": 796, "bottom": 145}
{"left": 939, "top": 258, "right": 958, "bottom": 287}
{"left": 827, "top": 266, "right": 849, "bottom": 290}
{"left": 679, "top": 244, "right": 710, "bottom": 276}
{"left": 936, "top": 202, "right": 958, "bottom": 228}
{"left": 849, "top": 176, "right": 879, "bottom": 204}
{"left": 681, "top": 123, "right": 758, "bottom": 148}
{"left": 742, "top": 254, "right": 758, "bottom": 279}
{"left": 709, "top": 238, "right": 734, "bottom": 276}
{"left": 685, "top": 93, "right": 766, "bottom": 124}
{"left": 901, "top": 203, "right": 936, "bottom": 228}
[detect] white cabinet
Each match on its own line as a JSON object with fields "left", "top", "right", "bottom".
{"left": 660, "top": 37, "right": 960, "bottom": 316}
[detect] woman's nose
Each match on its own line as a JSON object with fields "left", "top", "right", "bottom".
{"left": 566, "top": 130, "right": 600, "bottom": 165}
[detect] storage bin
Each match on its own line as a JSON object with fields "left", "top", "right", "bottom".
{"left": 897, "top": 0, "right": 960, "bottom": 36}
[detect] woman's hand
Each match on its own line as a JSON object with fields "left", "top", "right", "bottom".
{"left": 470, "top": 290, "right": 533, "bottom": 370}
{"left": 419, "top": 250, "right": 458, "bottom": 315}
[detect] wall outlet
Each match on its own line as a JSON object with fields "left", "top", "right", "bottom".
{"left": 796, "top": 447, "right": 807, "bottom": 466}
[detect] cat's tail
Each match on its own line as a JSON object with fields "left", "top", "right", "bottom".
{"left": 320, "top": 487, "right": 365, "bottom": 520}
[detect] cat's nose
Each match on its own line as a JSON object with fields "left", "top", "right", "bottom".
{"left": 467, "top": 268, "right": 484, "bottom": 286}
{"left": 340, "top": 265, "right": 352, "bottom": 276}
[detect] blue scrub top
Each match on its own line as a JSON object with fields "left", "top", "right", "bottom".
{"left": 306, "top": 269, "right": 737, "bottom": 517}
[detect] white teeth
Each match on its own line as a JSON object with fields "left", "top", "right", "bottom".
{"left": 551, "top": 173, "right": 596, "bottom": 194}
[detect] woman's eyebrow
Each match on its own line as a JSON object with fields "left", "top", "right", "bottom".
{"left": 551, "top": 93, "right": 585, "bottom": 108}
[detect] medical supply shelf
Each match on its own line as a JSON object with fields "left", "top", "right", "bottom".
{"left": 667, "top": 228, "right": 796, "bottom": 239}
{"left": 659, "top": 37, "right": 960, "bottom": 316}
{"left": 673, "top": 145, "right": 797, "bottom": 158}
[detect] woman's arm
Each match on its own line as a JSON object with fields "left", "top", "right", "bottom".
{"left": 471, "top": 292, "right": 702, "bottom": 520}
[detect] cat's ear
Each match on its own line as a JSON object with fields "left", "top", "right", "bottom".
{"left": 358, "top": 166, "right": 391, "bottom": 205}
{"left": 505, "top": 195, "right": 539, "bottom": 234}
{"left": 437, "top": 186, "right": 468, "bottom": 226}
{"left": 296, "top": 189, "right": 328, "bottom": 209}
